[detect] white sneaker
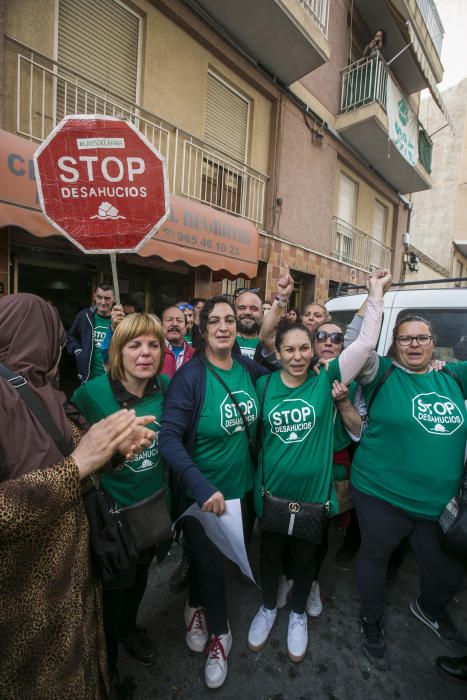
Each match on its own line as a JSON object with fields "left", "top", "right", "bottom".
{"left": 248, "top": 606, "right": 277, "bottom": 651}
{"left": 306, "top": 580, "right": 323, "bottom": 617}
{"left": 204, "top": 625, "right": 232, "bottom": 689}
{"left": 287, "top": 611, "right": 308, "bottom": 663}
{"left": 184, "top": 602, "right": 208, "bottom": 652}
{"left": 277, "top": 575, "right": 293, "bottom": 609}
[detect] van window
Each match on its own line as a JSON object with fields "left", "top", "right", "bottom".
{"left": 328, "top": 309, "right": 359, "bottom": 327}
{"left": 395, "top": 309, "right": 467, "bottom": 361}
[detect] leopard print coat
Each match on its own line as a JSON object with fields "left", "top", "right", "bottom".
{"left": 0, "top": 424, "right": 109, "bottom": 700}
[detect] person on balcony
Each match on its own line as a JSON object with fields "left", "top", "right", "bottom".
{"left": 363, "top": 29, "right": 385, "bottom": 59}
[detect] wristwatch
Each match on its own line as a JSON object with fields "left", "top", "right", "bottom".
{"left": 274, "top": 295, "right": 289, "bottom": 308}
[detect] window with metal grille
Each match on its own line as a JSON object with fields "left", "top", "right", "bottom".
{"left": 202, "top": 72, "right": 250, "bottom": 215}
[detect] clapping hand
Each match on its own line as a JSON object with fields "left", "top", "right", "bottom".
{"left": 117, "top": 416, "right": 157, "bottom": 460}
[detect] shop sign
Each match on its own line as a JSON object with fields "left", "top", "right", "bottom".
{"left": 33, "top": 115, "right": 169, "bottom": 253}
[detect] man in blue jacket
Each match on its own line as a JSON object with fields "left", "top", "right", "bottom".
{"left": 66, "top": 284, "right": 116, "bottom": 383}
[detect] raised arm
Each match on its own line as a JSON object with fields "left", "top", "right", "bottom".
{"left": 338, "top": 270, "right": 391, "bottom": 384}
{"left": 259, "top": 265, "right": 294, "bottom": 354}
{"left": 332, "top": 381, "right": 363, "bottom": 438}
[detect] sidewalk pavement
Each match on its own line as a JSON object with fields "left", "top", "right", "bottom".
{"left": 119, "top": 525, "right": 467, "bottom": 699}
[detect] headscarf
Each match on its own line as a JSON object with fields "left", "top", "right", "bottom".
{"left": 0, "top": 293, "right": 73, "bottom": 480}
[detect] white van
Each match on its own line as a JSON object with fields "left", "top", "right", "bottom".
{"left": 326, "top": 286, "right": 467, "bottom": 361}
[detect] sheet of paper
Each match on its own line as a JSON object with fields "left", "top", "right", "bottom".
{"left": 180, "top": 498, "right": 257, "bottom": 584}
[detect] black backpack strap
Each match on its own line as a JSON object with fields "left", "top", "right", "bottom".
{"left": 259, "top": 374, "right": 272, "bottom": 490}
{"left": 441, "top": 366, "right": 463, "bottom": 391}
{"left": 0, "top": 362, "right": 73, "bottom": 457}
{"left": 366, "top": 364, "right": 396, "bottom": 417}
{"left": 202, "top": 359, "right": 258, "bottom": 463}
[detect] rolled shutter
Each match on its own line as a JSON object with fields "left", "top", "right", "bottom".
{"left": 58, "top": 0, "right": 140, "bottom": 103}
{"left": 204, "top": 72, "right": 249, "bottom": 162}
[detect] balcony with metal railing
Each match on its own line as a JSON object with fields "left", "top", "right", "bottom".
{"left": 298, "top": 0, "right": 330, "bottom": 38}
{"left": 336, "top": 53, "right": 432, "bottom": 194}
{"left": 350, "top": 0, "right": 444, "bottom": 93}
{"left": 190, "top": 0, "right": 330, "bottom": 85}
{"left": 330, "top": 216, "right": 392, "bottom": 272}
{"left": 6, "top": 37, "right": 268, "bottom": 228}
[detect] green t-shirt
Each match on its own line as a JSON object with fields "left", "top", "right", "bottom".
{"left": 72, "top": 373, "right": 170, "bottom": 507}
{"left": 89, "top": 313, "right": 111, "bottom": 379}
{"left": 254, "top": 362, "right": 342, "bottom": 517}
{"left": 236, "top": 335, "right": 260, "bottom": 360}
{"left": 184, "top": 333, "right": 192, "bottom": 346}
{"left": 191, "top": 359, "right": 258, "bottom": 499}
{"left": 352, "top": 357, "right": 467, "bottom": 518}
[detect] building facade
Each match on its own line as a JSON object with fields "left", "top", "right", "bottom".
{"left": 408, "top": 77, "right": 467, "bottom": 285}
{"left": 0, "top": 0, "right": 447, "bottom": 323}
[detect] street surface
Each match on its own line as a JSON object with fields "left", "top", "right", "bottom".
{"left": 120, "top": 525, "right": 467, "bottom": 699}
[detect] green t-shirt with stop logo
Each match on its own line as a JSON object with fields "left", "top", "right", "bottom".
{"left": 72, "top": 373, "right": 170, "bottom": 508}
{"left": 254, "top": 363, "right": 341, "bottom": 517}
{"left": 191, "top": 359, "right": 258, "bottom": 499}
{"left": 352, "top": 357, "right": 467, "bottom": 518}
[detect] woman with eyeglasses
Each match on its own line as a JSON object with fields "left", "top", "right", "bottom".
{"left": 159, "top": 296, "right": 267, "bottom": 690}
{"left": 248, "top": 270, "right": 389, "bottom": 663}
{"left": 345, "top": 308, "right": 467, "bottom": 671}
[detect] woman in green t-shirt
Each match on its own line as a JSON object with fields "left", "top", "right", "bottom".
{"left": 248, "top": 270, "right": 388, "bottom": 664}
{"left": 72, "top": 313, "right": 170, "bottom": 685}
{"left": 347, "top": 309, "right": 467, "bottom": 671}
{"left": 159, "top": 296, "right": 267, "bottom": 690}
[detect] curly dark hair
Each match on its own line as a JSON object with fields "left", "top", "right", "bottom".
{"left": 198, "top": 296, "right": 236, "bottom": 353}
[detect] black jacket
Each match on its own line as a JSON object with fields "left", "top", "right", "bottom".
{"left": 159, "top": 354, "right": 268, "bottom": 506}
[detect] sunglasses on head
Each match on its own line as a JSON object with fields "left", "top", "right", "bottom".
{"left": 234, "top": 287, "right": 261, "bottom": 297}
{"left": 314, "top": 330, "right": 344, "bottom": 344}
{"left": 178, "top": 304, "right": 193, "bottom": 311}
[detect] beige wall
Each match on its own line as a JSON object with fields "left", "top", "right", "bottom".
{"left": 4, "top": 0, "right": 272, "bottom": 174}
{"left": 274, "top": 99, "right": 336, "bottom": 252}
{"left": 297, "top": 0, "right": 349, "bottom": 119}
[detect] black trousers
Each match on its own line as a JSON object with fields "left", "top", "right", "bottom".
{"left": 352, "top": 486, "right": 465, "bottom": 619}
{"left": 260, "top": 531, "right": 316, "bottom": 614}
{"left": 102, "top": 559, "right": 151, "bottom": 671}
{"left": 183, "top": 492, "right": 254, "bottom": 636}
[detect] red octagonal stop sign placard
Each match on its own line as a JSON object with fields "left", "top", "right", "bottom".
{"left": 34, "top": 115, "right": 169, "bottom": 253}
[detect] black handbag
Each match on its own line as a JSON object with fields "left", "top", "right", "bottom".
{"left": 118, "top": 487, "right": 173, "bottom": 551}
{"left": 258, "top": 374, "right": 331, "bottom": 544}
{"left": 438, "top": 463, "right": 467, "bottom": 561}
{"left": 260, "top": 492, "right": 329, "bottom": 543}
{"left": 82, "top": 478, "right": 139, "bottom": 582}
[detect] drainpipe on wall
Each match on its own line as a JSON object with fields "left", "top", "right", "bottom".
{"left": 400, "top": 201, "right": 413, "bottom": 282}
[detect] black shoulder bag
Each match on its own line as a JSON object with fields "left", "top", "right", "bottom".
{"left": 0, "top": 362, "right": 138, "bottom": 582}
{"left": 258, "top": 374, "right": 331, "bottom": 544}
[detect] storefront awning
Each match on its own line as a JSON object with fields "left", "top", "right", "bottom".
{"left": 0, "top": 130, "right": 259, "bottom": 278}
{"left": 406, "top": 21, "right": 453, "bottom": 131}
{"left": 138, "top": 195, "right": 259, "bottom": 278}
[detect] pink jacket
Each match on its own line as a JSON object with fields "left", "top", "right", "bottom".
{"left": 162, "top": 340, "right": 195, "bottom": 378}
